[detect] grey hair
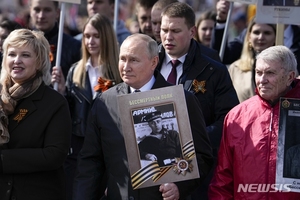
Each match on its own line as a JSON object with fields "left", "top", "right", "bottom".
{"left": 124, "top": 33, "right": 158, "bottom": 59}
{"left": 256, "top": 45, "right": 298, "bottom": 74}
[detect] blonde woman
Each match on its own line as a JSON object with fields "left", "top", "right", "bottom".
{"left": 51, "top": 13, "right": 122, "bottom": 199}
{"left": 228, "top": 18, "right": 276, "bottom": 102}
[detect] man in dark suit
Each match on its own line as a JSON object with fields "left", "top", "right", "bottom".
{"left": 151, "top": 0, "right": 221, "bottom": 62}
{"left": 73, "top": 33, "right": 213, "bottom": 200}
{"left": 158, "top": 2, "right": 239, "bottom": 199}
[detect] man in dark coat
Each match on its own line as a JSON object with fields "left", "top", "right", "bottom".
{"left": 73, "top": 33, "right": 213, "bottom": 200}
{"left": 158, "top": 1, "right": 238, "bottom": 158}
{"left": 157, "top": 2, "right": 239, "bottom": 199}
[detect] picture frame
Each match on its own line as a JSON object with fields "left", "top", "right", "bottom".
{"left": 117, "top": 85, "right": 199, "bottom": 189}
{"left": 256, "top": 0, "right": 300, "bottom": 25}
{"left": 276, "top": 97, "right": 300, "bottom": 192}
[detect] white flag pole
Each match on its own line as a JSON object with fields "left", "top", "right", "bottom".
{"left": 219, "top": 1, "right": 234, "bottom": 61}
{"left": 53, "top": 2, "right": 66, "bottom": 91}
{"left": 113, "top": 0, "right": 119, "bottom": 33}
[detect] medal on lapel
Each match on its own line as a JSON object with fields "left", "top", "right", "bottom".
{"left": 13, "top": 109, "right": 28, "bottom": 123}
{"left": 192, "top": 79, "right": 206, "bottom": 94}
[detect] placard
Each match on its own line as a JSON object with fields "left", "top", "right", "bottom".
{"left": 117, "top": 85, "right": 199, "bottom": 189}
{"left": 256, "top": 0, "right": 300, "bottom": 25}
{"left": 276, "top": 97, "right": 300, "bottom": 192}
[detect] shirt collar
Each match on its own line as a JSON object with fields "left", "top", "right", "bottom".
{"left": 85, "top": 58, "right": 93, "bottom": 71}
{"left": 130, "top": 75, "right": 155, "bottom": 93}
{"left": 165, "top": 53, "right": 187, "bottom": 65}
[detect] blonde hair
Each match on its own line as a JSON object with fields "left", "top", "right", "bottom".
{"left": 73, "top": 13, "right": 121, "bottom": 88}
{"left": 235, "top": 18, "right": 276, "bottom": 72}
{"left": 1, "top": 28, "right": 51, "bottom": 85}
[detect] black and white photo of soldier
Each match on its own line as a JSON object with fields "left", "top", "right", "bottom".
{"left": 138, "top": 110, "right": 182, "bottom": 167}
{"left": 284, "top": 144, "right": 300, "bottom": 179}
{"left": 282, "top": 108, "right": 300, "bottom": 179}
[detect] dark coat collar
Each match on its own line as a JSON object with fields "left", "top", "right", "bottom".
{"left": 157, "top": 40, "right": 213, "bottom": 91}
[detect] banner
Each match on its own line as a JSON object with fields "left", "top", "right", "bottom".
{"left": 256, "top": 0, "right": 300, "bottom": 25}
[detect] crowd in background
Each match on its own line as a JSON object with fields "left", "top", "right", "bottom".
{"left": 0, "top": 0, "right": 249, "bottom": 39}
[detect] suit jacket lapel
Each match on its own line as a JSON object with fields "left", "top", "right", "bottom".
{"left": 116, "top": 82, "right": 130, "bottom": 95}
{"left": 180, "top": 40, "right": 212, "bottom": 91}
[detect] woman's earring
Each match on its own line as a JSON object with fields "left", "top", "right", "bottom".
{"left": 248, "top": 42, "right": 253, "bottom": 51}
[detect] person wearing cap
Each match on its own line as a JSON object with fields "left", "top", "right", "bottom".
{"left": 73, "top": 33, "right": 213, "bottom": 200}
{"left": 138, "top": 111, "right": 182, "bottom": 167}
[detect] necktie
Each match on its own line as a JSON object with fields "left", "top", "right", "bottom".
{"left": 134, "top": 89, "right": 141, "bottom": 93}
{"left": 167, "top": 59, "right": 180, "bottom": 85}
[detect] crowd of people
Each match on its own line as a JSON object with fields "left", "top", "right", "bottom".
{"left": 0, "top": 0, "right": 300, "bottom": 200}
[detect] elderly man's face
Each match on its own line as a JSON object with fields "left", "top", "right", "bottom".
{"left": 255, "top": 59, "right": 294, "bottom": 102}
{"left": 119, "top": 38, "right": 157, "bottom": 89}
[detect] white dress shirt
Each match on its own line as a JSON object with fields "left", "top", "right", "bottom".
{"left": 130, "top": 76, "right": 155, "bottom": 93}
{"left": 160, "top": 53, "right": 187, "bottom": 84}
{"left": 85, "top": 58, "right": 102, "bottom": 98}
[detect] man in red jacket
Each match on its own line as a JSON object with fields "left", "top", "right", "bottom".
{"left": 209, "top": 45, "right": 300, "bottom": 199}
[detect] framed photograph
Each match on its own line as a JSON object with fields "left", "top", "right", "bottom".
{"left": 256, "top": 0, "right": 300, "bottom": 25}
{"left": 117, "top": 85, "right": 199, "bottom": 189}
{"left": 276, "top": 98, "right": 300, "bottom": 192}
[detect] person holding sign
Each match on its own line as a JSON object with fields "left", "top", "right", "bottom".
{"left": 73, "top": 33, "right": 213, "bottom": 200}
{"left": 52, "top": 13, "right": 122, "bottom": 200}
{"left": 75, "top": 0, "right": 131, "bottom": 45}
{"left": 209, "top": 45, "right": 300, "bottom": 199}
{"left": 29, "top": 0, "right": 81, "bottom": 79}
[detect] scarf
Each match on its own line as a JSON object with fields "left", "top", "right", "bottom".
{"left": 0, "top": 72, "right": 42, "bottom": 144}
